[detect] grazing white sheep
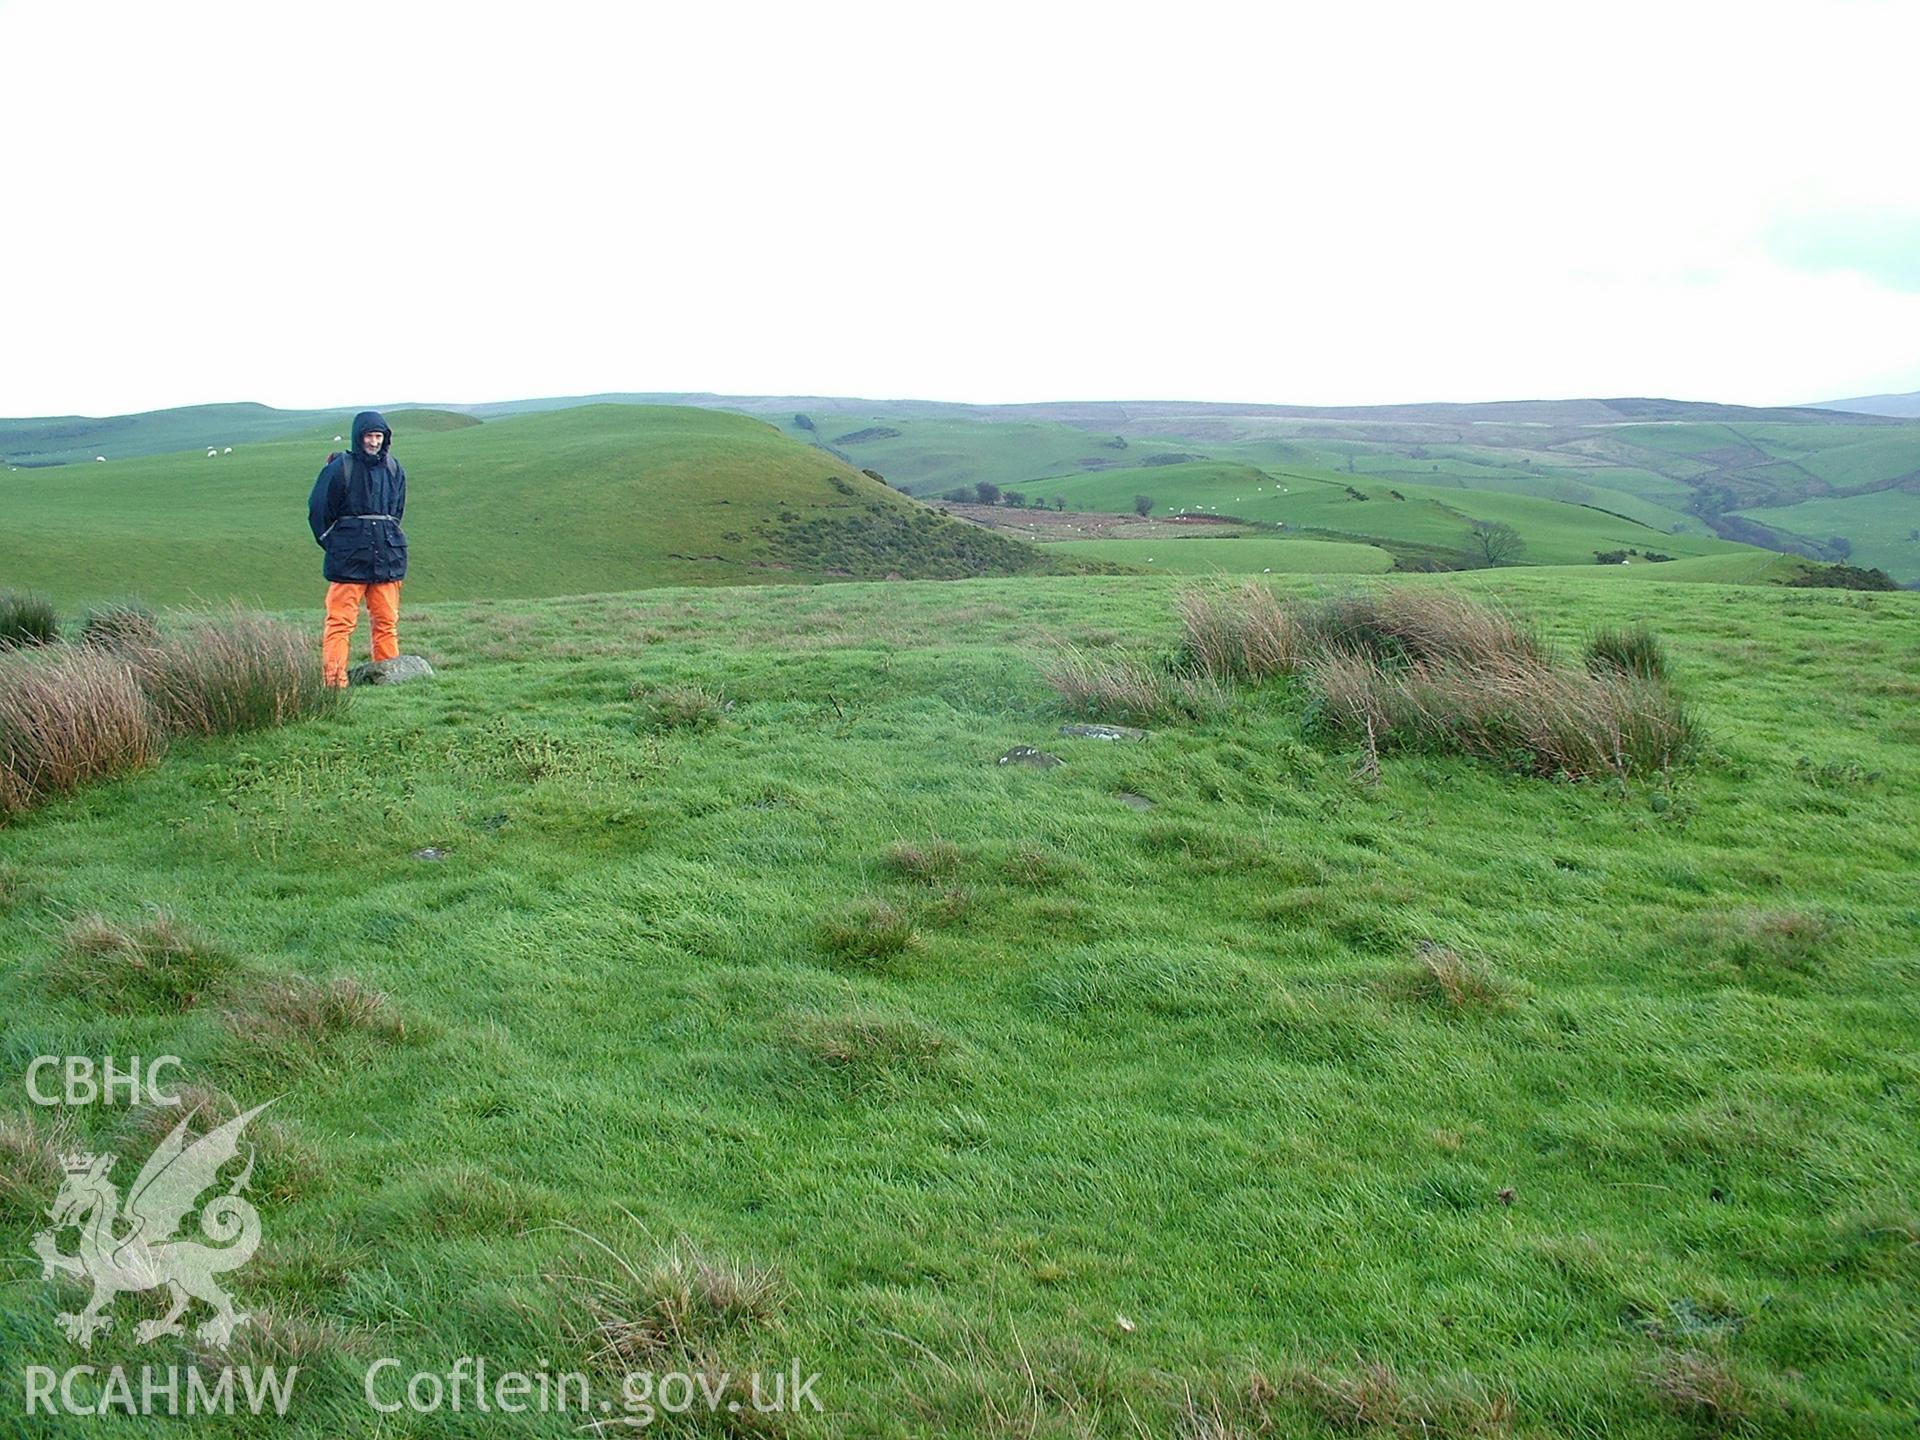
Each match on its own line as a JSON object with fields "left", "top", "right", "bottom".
{"left": 334, "top": 435, "right": 343, "bottom": 442}
{"left": 223, "top": 446, "right": 233, "bottom": 454}
{"left": 95, "top": 455, "right": 106, "bottom": 462}
{"left": 207, "top": 448, "right": 217, "bottom": 457}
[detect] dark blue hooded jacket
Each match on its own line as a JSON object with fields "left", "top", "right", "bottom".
{"left": 308, "top": 410, "right": 408, "bottom": 583}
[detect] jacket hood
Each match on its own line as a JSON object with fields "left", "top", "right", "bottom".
{"left": 350, "top": 410, "right": 392, "bottom": 460}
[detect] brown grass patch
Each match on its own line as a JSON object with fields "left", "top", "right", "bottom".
{"left": 552, "top": 1229, "right": 785, "bottom": 1375}
{"left": 51, "top": 909, "right": 238, "bottom": 1011}
{"left": 817, "top": 898, "right": 920, "bottom": 966}
{"left": 1256, "top": 1358, "right": 1516, "bottom": 1437}
{"left": 1396, "top": 941, "right": 1519, "bottom": 1013}
{"left": 788, "top": 1009, "right": 955, "bottom": 1096}
{"left": 189, "top": 1306, "right": 359, "bottom": 1370}
{"left": 883, "top": 836, "right": 964, "bottom": 882}
{"left": 0, "top": 1106, "right": 80, "bottom": 1225}
{"left": 1046, "top": 584, "right": 1695, "bottom": 779}
{"left": 1645, "top": 1350, "right": 1757, "bottom": 1431}
{"left": 226, "top": 974, "right": 407, "bottom": 1047}
{"left": 116, "top": 1085, "right": 320, "bottom": 1206}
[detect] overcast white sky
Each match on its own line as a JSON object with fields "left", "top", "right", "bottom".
{"left": 4, "top": 0, "right": 1918, "bottom": 416}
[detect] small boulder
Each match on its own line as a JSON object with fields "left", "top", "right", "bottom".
{"left": 412, "top": 846, "right": 449, "bottom": 862}
{"left": 1059, "top": 723, "right": 1150, "bottom": 742}
{"left": 350, "top": 655, "right": 436, "bottom": 686}
{"left": 1116, "top": 792, "right": 1156, "bottom": 811}
{"left": 997, "top": 746, "right": 1063, "bottom": 768}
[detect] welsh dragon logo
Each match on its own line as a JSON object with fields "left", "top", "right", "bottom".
{"left": 31, "top": 1101, "right": 273, "bottom": 1350}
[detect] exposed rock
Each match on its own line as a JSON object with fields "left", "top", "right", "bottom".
{"left": 997, "top": 746, "right": 1063, "bottom": 768}
{"left": 349, "top": 655, "right": 435, "bottom": 686}
{"left": 1116, "top": 792, "right": 1156, "bottom": 811}
{"left": 412, "top": 846, "right": 449, "bottom": 862}
{"left": 1059, "top": 723, "right": 1150, "bottom": 742}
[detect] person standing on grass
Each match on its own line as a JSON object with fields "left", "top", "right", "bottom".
{"left": 308, "top": 410, "right": 408, "bottom": 689}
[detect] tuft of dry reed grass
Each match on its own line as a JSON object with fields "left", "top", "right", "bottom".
{"left": 0, "top": 648, "right": 165, "bottom": 818}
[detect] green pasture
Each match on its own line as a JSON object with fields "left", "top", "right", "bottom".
{"left": 2, "top": 571, "right": 1916, "bottom": 1436}
{"left": 1045, "top": 536, "right": 1393, "bottom": 575}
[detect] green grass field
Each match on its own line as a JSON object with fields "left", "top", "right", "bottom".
{"left": 1045, "top": 537, "right": 1394, "bottom": 574}
{"left": 3, "top": 571, "right": 1917, "bottom": 1437}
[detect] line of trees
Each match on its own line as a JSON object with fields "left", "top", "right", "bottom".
{"left": 939, "top": 483, "right": 1069, "bottom": 511}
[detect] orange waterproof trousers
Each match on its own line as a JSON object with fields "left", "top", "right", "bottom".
{"left": 322, "top": 581, "right": 401, "bottom": 688}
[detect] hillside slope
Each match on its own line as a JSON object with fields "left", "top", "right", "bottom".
{"left": 1810, "top": 388, "right": 1920, "bottom": 419}
{"left": 0, "top": 405, "right": 1091, "bottom": 608}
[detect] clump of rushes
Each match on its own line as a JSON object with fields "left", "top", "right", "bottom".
{"left": 80, "top": 598, "right": 162, "bottom": 652}
{"left": 0, "top": 590, "right": 59, "bottom": 649}
{"left": 1119, "top": 583, "right": 1699, "bottom": 780}
{"left": 1039, "top": 646, "right": 1231, "bottom": 726}
{"left": 0, "top": 648, "right": 165, "bottom": 818}
{"left": 632, "top": 682, "right": 730, "bottom": 733}
{"left": 1585, "top": 622, "right": 1669, "bottom": 681}
{"left": 127, "top": 607, "right": 339, "bottom": 736}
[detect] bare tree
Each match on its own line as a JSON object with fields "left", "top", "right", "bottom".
{"left": 1134, "top": 494, "right": 1154, "bottom": 517}
{"left": 1467, "top": 519, "right": 1526, "bottom": 566}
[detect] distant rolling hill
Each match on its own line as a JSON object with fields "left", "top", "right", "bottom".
{"left": 0, "top": 403, "right": 477, "bottom": 468}
{"left": 8, "top": 390, "right": 1914, "bottom": 582}
{"left": 1809, "top": 389, "right": 1920, "bottom": 419}
{"left": 0, "top": 406, "right": 1100, "bottom": 608}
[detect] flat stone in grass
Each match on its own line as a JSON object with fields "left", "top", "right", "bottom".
{"left": 998, "top": 746, "right": 1063, "bottom": 768}
{"left": 350, "top": 655, "right": 435, "bottom": 686}
{"left": 1117, "top": 792, "right": 1156, "bottom": 811}
{"left": 1060, "top": 723, "right": 1150, "bottom": 742}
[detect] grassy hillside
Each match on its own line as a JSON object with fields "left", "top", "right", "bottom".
{"left": 2, "top": 572, "right": 1915, "bottom": 1436}
{"left": 0, "top": 406, "right": 1093, "bottom": 607}
{"left": 1736, "top": 490, "right": 1920, "bottom": 581}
